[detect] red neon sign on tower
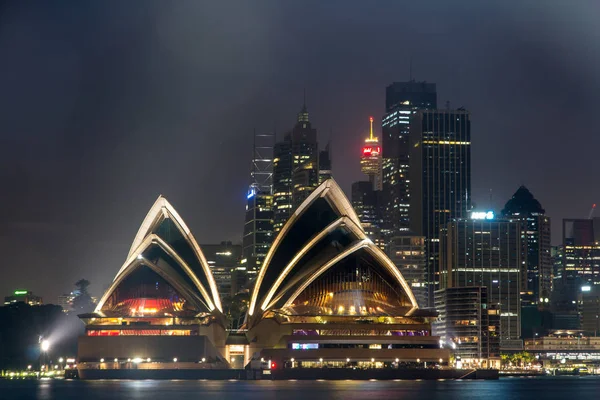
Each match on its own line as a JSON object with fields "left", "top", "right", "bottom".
{"left": 362, "top": 146, "right": 381, "bottom": 156}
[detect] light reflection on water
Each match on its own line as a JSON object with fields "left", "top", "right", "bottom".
{"left": 1, "top": 377, "right": 598, "bottom": 400}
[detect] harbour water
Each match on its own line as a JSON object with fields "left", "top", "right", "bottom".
{"left": 0, "top": 376, "right": 598, "bottom": 400}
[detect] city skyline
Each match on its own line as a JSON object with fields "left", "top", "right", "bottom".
{"left": 1, "top": 1, "right": 599, "bottom": 303}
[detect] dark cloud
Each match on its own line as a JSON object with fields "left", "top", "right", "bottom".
{"left": 0, "top": 0, "right": 598, "bottom": 301}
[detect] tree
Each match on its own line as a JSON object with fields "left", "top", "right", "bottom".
{"left": 75, "top": 279, "right": 90, "bottom": 294}
{"left": 222, "top": 291, "right": 250, "bottom": 329}
{"left": 72, "top": 279, "right": 94, "bottom": 313}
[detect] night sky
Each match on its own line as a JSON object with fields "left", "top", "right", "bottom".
{"left": 1, "top": 1, "right": 599, "bottom": 302}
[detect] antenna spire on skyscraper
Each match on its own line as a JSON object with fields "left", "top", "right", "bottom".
{"left": 303, "top": 88, "right": 307, "bottom": 111}
{"left": 298, "top": 89, "right": 310, "bottom": 123}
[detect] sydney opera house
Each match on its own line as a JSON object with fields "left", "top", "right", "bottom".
{"left": 77, "top": 179, "right": 450, "bottom": 377}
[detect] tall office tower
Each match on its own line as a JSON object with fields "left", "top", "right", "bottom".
{"left": 242, "top": 131, "right": 275, "bottom": 280}
{"left": 318, "top": 142, "right": 332, "bottom": 184}
{"left": 562, "top": 217, "right": 600, "bottom": 285}
{"left": 360, "top": 117, "right": 382, "bottom": 191}
{"left": 581, "top": 285, "right": 600, "bottom": 335}
{"left": 381, "top": 81, "right": 437, "bottom": 239}
{"left": 439, "top": 216, "right": 522, "bottom": 344}
{"left": 351, "top": 181, "right": 384, "bottom": 249}
{"left": 501, "top": 186, "right": 552, "bottom": 306}
{"left": 409, "top": 109, "right": 471, "bottom": 307}
{"left": 433, "top": 287, "right": 500, "bottom": 368}
{"left": 272, "top": 102, "right": 319, "bottom": 232}
{"left": 552, "top": 245, "right": 564, "bottom": 282}
{"left": 388, "top": 235, "right": 427, "bottom": 307}
{"left": 201, "top": 241, "right": 242, "bottom": 300}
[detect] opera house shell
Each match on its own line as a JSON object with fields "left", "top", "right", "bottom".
{"left": 77, "top": 179, "right": 449, "bottom": 377}
{"left": 246, "top": 179, "right": 449, "bottom": 369}
{"left": 77, "top": 196, "right": 231, "bottom": 376}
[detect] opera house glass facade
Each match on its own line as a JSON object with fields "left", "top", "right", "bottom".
{"left": 78, "top": 179, "right": 448, "bottom": 375}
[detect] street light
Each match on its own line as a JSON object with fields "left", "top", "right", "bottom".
{"left": 173, "top": 358, "right": 178, "bottom": 362}
{"left": 40, "top": 339, "right": 50, "bottom": 373}
{"left": 58, "top": 358, "right": 64, "bottom": 363}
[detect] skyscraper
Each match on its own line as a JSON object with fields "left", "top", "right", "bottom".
{"left": 388, "top": 235, "right": 427, "bottom": 307}
{"left": 360, "top": 117, "right": 382, "bottom": 191}
{"left": 242, "top": 131, "right": 275, "bottom": 280}
{"left": 440, "top": 216, "right": 522, "bottom": 343}
{"left": 501, "top": 186, "right": 552, "bottom": 306}
{"left": 562, "top": 217, "right": 600, "bottom": 285}
{"left": 318, "top": 142, "right": 332, "bottom": 184}
{"left": 381, "top": 81, "right": 437, "bottom": 239}
{"left": 272, "top": 101, "right": 319, "bottom": 232}
{"left": 409, "top": 109, "right": 472, "bottom": 306}
{"left": 201, "top": 241, "right": 242, "bottom": 300}
{"left": 351, "top": 181, "right": 384, "bottom": 249}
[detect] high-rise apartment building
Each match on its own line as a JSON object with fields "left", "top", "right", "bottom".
{"left": 440, "top": 217, "right": 522, "bottom": 342}
{"left": 380, "top": 81, "right": 437, "bottom": 239}
{"left": 351, "top": 181, "right": 384, "bottom": 249}
{"left": 433, "top": 286, "right": 500, "bottom": 368}
{"left": 409, "top": 109, "right": 472, "bottom": 306}
{"left": 272, "top": 102, "right": 319, "bottom": 232}
{"left": 501, "top": 186, "right": 552, "bottom": 306}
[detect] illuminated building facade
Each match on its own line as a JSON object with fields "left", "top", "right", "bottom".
{"left": 242, "top": 130, "right": 275, "bottom": 281}
{"left": 201, "top": 241, "right": 242, "bottom": 300}
{"left": 552, "top": 218, "right": 600, "bottom": 330}
{"left": 4, "top": 290, "right": 42, "bottom": 306}
{"left": 440, "top": 217, "right": 522, "bottom": 343}
{"left": 501, "top": 186, "right": 552, "bottom": 306}
{"left": 360, "top": 117, "right": 382, "bottom": 191}
{"left": 433, "top": 287, "right": 500, "bottom": 368}
{"left": 409, "top": 109, "right": 471, "bottom": 307}
{"left": 388, "top": 235, "right": 427, "bottom": 308}
{"left": 525, "top": 331, "right": 600, "bottom": 371}
{"left": 562, "top": 217, "right": 600, "bottom": 285}
{"left": 351, "top": 181, "right": 384, "bottom": 249}
{"left": 77, "top": 196, "right": 231, "bottom": 373}
{"left": 247, "top": 179, "right": 450, "bottom": 368}
{"left": 242, "top": 190, "right": 273, "bottom": 282}
{"left": 381, "top": 81, "right": 437, "bottom": 240}
{"left": 272, "top": 102, "right": 319, "bottom": 232}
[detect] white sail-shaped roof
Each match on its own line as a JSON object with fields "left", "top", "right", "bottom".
{"left": 95, "top": 196, "right": 222, "bottom": 313}
{"left": 248, "top": 178, "right": 418, "bottom": 320}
